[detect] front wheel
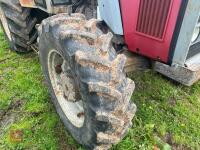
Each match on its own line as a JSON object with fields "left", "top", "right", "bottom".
{"left": 38, "top": 13, "right": 136, "bottom": 150}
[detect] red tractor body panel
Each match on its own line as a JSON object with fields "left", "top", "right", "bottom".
{"left": 120, "top": 0, "right": 182, "bottom": 63}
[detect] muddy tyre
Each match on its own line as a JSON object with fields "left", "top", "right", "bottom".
{"left": 38, "top": 13, "right": 136, "bottom": 150}
{"left": 0, "top": 0, "right": 37, "bottom": 52}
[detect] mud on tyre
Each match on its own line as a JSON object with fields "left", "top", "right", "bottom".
{"left": 38, "top": 13, "right": 136, "bottom": 150}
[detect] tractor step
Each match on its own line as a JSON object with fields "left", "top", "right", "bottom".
{"left": 154, "top": 54, "right": 200, "bottom": 86}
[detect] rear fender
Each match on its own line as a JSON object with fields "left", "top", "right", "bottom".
{"left": 19, "top": 0, "right": 36, "bottom": 8}
{"left": 19, "top": 0, "right": 71, "bottom": 14}
{"left": 98, "top": 0, "right": 123, "bottom": 35}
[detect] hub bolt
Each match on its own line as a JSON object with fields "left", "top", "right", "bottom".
{"left": 55, "top": 64, "right": 62, "bottom": 74}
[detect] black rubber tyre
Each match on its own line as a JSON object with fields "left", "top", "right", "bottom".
{"left": 38, "top": 13, "right": 136, "bottom": 150}
{"left": 0, "top": 0, "right": 37, "bottom": 52}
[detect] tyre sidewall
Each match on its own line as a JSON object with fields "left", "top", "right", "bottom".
{"left": 39, "top": 31, "right": 97, "bottom": 148}
{"left": 0, "top": 21, "right": 15, "bottom": 50}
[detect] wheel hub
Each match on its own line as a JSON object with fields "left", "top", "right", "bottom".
{"left": 60, "top": 72, "right": 77, "bottom": 102}
{"left": 48, "top": 50, "right": 85, "bottom": 128}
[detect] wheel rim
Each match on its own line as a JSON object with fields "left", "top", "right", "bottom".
{"left": 48, "top": 50, "right": 85, "bottom": 128}
{"left": 0, "top": 6, "right": 12, "bottom": 40}
{"left": 191, "top": 23, "right": 200, "bottom": 43}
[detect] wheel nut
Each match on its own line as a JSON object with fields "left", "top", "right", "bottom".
{"left": 63, "top": 93, "right": 68, "bottom": 99}
{"left": 55, "top": 64, "right": 62, "bottom": 74}
{"left": 77, "top": 112, "right": 85, "bottom": 118}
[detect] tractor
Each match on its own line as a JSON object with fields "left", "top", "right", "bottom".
{"left": 0, "top": 0, "right": 200, "bottom": 149}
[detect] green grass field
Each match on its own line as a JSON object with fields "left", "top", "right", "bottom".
{"left": 0, "top": 28, "right": 200, "bottom": 150}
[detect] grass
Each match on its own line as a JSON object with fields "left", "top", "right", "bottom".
{"left": 0, "top": 28, "right": 200, "bottom": 150}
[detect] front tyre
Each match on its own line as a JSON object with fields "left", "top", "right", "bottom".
{"left": 38, "top": 13, "right": 136, "bottom": 150}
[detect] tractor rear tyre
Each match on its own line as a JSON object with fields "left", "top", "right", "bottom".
{"left": 38, "top": 13, "right": 136, "bottom": 150}
{"left": 0, "top": 0, "right": 37, "bottom": 52}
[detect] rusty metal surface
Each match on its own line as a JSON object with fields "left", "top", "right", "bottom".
{"left": 19, "top": 0, "right": 36, "bottom": 7}
{"left": 52, "top": 5, "right": 72, "bottom": 14}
